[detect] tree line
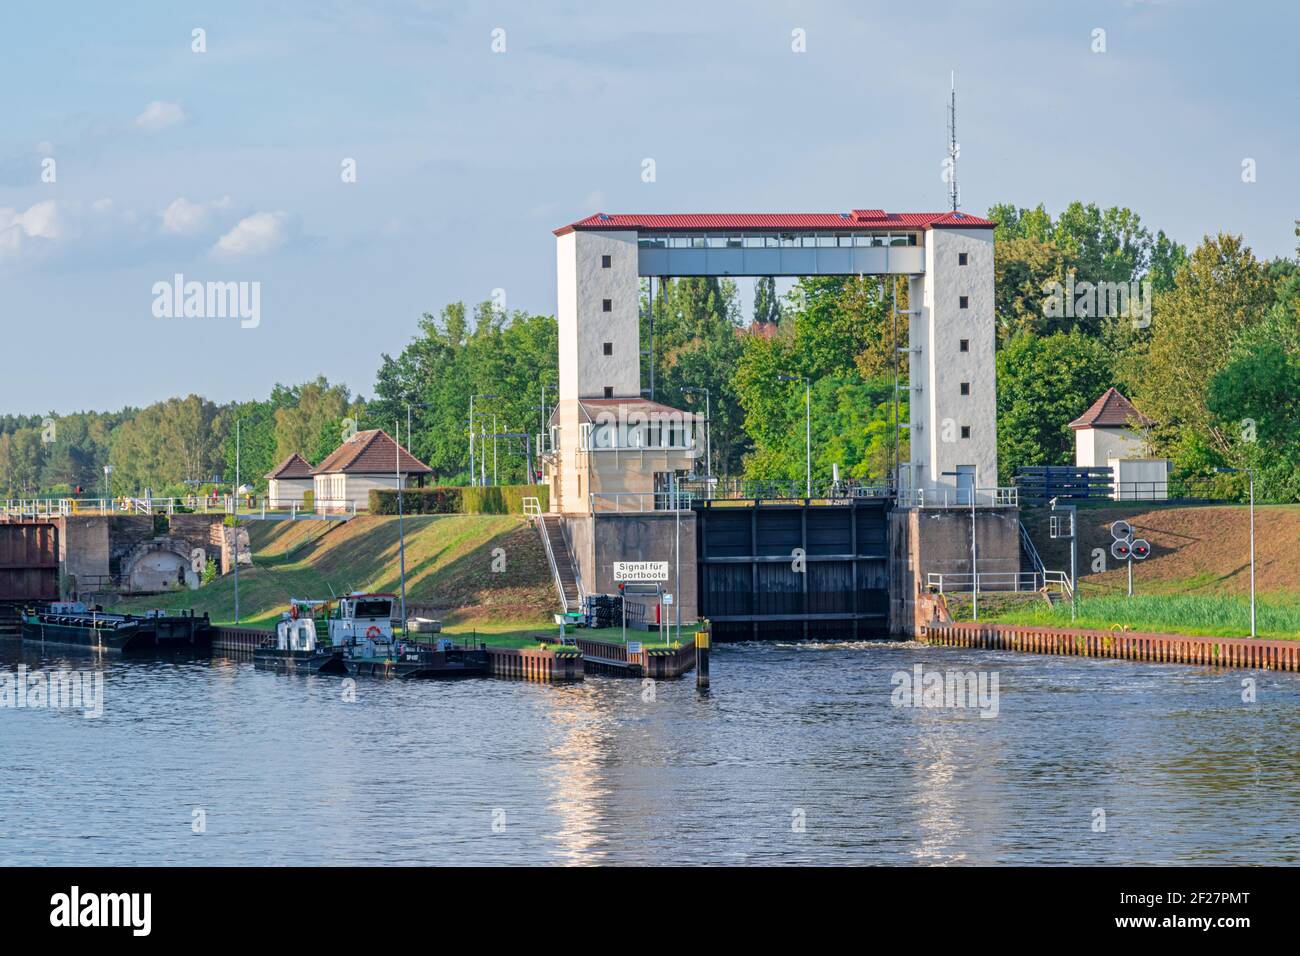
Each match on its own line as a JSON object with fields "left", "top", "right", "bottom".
{"left": 1, "top": 202, "right": 1296, "bottom": 502}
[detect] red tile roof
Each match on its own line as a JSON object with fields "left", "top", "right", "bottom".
{"left": 555, "top": 210, "right": 995, "bottom": 235}
{"left": 1069, "top": 388, "right": 1154, "bottom": 430}
{"left": 265, "top": 452, "right": 314, "bottom": 480}
{"left": 313, "top": 429, "right": 433, "bottom": 475}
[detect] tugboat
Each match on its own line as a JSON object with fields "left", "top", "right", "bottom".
{"left": 252, "top": 599, "right": 346, "bottom": 674}
{"left": 330, "top": 592, "right": 487, "bottom": 679}
{"left": 21, "top": 602, "right": 213, "bottom": 654}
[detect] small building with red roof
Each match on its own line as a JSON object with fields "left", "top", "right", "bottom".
{"left": 1070, "top": 388, "right": 1168, "bottom": 499}
{"left": 264, "top": 452, "right": 315, "bottom": 506}
{"left": 312, "top": 429, "right": 433, "bottom": 512}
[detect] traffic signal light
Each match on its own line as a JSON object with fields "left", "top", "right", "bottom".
{"left": 1131, "top": 539, "right": 1151, "bottom": 560}
{"left": 1111, "top": 540, "right": 1131, "bottom": 561}
{"left": 1109, "top": 520, "right": 1132, "bottom": 541}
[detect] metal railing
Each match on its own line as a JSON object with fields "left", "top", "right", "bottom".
{"left": 534, "top": 514, "right": 579, "bottom": 615}
{"left": 521, "top": 496, "right": 542, "bottom": 516}
{"left": 589, "top": 491, "right": 695, "bottom": 513}
{"left": 896, "top": 486, "right": 1019, "bottom": 509}
{"left": 681, "top": 478, "right": 894, "bottom": 501}
{"left": 927, "top": 569, "right": 1074, "bottom": 597}
{"left": 1019, "top": 520, "right": 1045, "bottom": 576}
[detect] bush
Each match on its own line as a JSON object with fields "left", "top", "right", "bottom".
{"left": 369, "top": 486, "right": 463, "bottom": 515}
{"left": 302, "top": 489, "right": 314, "bottom": 512}
{"left": 368, "top": 484, "right": 547, "bottom": 515}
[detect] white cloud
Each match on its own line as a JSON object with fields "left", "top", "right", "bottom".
{"left": 0, "top": 200, "right": 66, "bottom": 260}
{"left": 136, "top": 100, "right": 186, "bottom": 132}
{"left": 212, "top": 211, "right": 289, "bottom": 258}
{"left": 161, "top": 195, "right": 231, "bottom": 235}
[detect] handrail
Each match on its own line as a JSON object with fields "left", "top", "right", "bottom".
{"left": 535, "top": 514, "right": 574, "bottom": 615}
{"left": 1019, "top": 520, "right": 1046, "bottom": 577}
{"left": 896, "top": 486, "right": 1019, "bottom": 509}
{"left": 926, "top": 571, "right": 1043, "bottom": 593}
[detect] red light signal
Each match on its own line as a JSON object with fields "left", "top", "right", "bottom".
{"left": 1131, "top": 539, "right": 1151, "bottom": 560}
{"left": 1111, "top": 540, "right": 1131, "bottom": 561}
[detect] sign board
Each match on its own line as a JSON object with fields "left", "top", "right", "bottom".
{"left": 662, "top": 593, "right": 674, "bottom": 606}
{"left": 627, "top": 641, "right": 642, "bottom": 654}
{"left": 614, "top": 561, "right": 669, "bottom": 582}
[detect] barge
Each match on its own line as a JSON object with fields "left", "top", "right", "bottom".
{"left": 21, "top": 603, "right": 213, "bottom": 654}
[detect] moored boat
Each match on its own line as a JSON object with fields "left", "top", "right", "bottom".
{"left": 21, "top": 602, "right": 213, "bottom": 654}
{"left": 330, "top": 592, "right": 487, "bottom": 679}
{"left": 252, "top": 599, "right": 346, "bottom": 674}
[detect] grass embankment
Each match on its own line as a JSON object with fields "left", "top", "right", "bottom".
{"left": 974, "top": 502, "right": 1300, "bottom": 640}
{"left": 111, "top": 514, "right": 692, "bottom": 651}
{"left": 950, "top": 592, "right": 1300, "bottom": 641}
{"left": 113, "top": 514, "right": 556, "bottom": 638}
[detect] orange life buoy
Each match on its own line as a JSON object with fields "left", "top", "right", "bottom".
{"left": 290, "top": 604, "right": 299, "bottom": 620}
{"left": 365, "top": 625, "right": 382, "bottom": 639}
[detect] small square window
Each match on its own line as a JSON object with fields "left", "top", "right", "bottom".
{"left": 603, "top": 342, "right": 613, "bottom": 356}
{"left": 603, "top": 386, "right": 614, "bottom": 398}
{"left": 959, "top": 339, "right": 969, "bottom": 352}
{"left": 960, "top": 382, "right": 970, "bottom": 395}
{"left": 959, "top": 296, "right": 969, "bottom": 309}
{"left": 960, "top": 425, "right": 971, "bottom": 439}
{"left": 958, "top": 252, "right": 968, "bottom": 266}
{"left": 601, "top": 254, "right": 611, "bottom": 268}
{"left": 602, "top": 298, "right": 612, "bottom": 312}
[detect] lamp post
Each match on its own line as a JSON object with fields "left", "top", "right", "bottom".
{"left": 682, "top": 386, "right": 711, "bottom": 480}
{"left": 778, "top": 375, "right": 811, "bottom": 498}
{"left": 470, "top": 394, "right": 498, "bottom": 487}
{"left": 942, "top": 467, "right": 978, "bottom": 621}
{"left": 1216, "top": 467, "right": 1256, "bottom": 638}
{"left": 233, "top": 417, "right": 245, "bottom": 624}
{"left": 396, "top": 418, "right": 407, "bottom": 639}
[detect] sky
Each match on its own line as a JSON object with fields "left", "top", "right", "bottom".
{"left": 2, "top": 0, "right": 1297, "bottom": 415}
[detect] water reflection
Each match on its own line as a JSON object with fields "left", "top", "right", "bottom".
{"left": 1, "top": 637, "right": 1298, "bottom": 865}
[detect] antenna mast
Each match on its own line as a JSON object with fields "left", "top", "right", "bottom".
{"left": 947, "top": 72, "right": 960, "bottom": 212}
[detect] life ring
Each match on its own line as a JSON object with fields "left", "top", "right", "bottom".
{"left": 290, "top": 604, "right": 299, "bottom": 620}
{"left": 365, "top": 625, "right": 382, "bottom": 639}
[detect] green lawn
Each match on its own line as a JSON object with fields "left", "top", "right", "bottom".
{"left": 110, "top": 514, "right": 555, "bottom": 630}
{"left": 956, "top": 592, "right": 1300, "bottom": 640}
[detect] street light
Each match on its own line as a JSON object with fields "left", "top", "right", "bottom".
{"left": 469, "top": 394, "right": 498, "bottom": 487}
{"left": 406, "top": 401, "right": 433, "bottom": 459}
{"left": 942, "top": 467, "right": 978, "bottom": 621}
{"left": 1216, "top": 466, "right": 1256, "bottom": 638}
{"left": 778, "top": 375, "right": 811, "bottom": 498}
{"left": 681, "top": 386, "right": 711, "bottom": 479}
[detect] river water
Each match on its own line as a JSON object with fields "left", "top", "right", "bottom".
{"left": 1, "top": 638, "right": 1297, "bottom": 866}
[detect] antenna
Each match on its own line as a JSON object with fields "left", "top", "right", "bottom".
{"left": 947, "top": 71, "right": 960, "bottom": 212}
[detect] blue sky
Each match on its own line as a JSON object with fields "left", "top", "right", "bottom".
{"left": 2, "top": 0, "right": 1297, "bottom": 415}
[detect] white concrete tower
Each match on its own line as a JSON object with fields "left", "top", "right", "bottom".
{"left": 908, "top": 224, "right": 998, "bottom": 499}
{"left": 552, "top": 229, "right": 641, "bottom": 511}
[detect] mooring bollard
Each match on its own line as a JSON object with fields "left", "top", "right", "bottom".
{"left": 696, "top": 626, "right": 710, "bottom": 690}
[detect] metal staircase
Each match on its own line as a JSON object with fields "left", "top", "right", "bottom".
{"left": 537, "top": 514, "right": 581, "bottom": 613}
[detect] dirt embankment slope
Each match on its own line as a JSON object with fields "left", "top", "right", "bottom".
{"left": 1024, "top": 504, "right": 1300, "bottom": 597}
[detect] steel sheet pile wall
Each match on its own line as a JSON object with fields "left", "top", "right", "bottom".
{"left": 0, "top": 521, "right": 59, "bottom": 602}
